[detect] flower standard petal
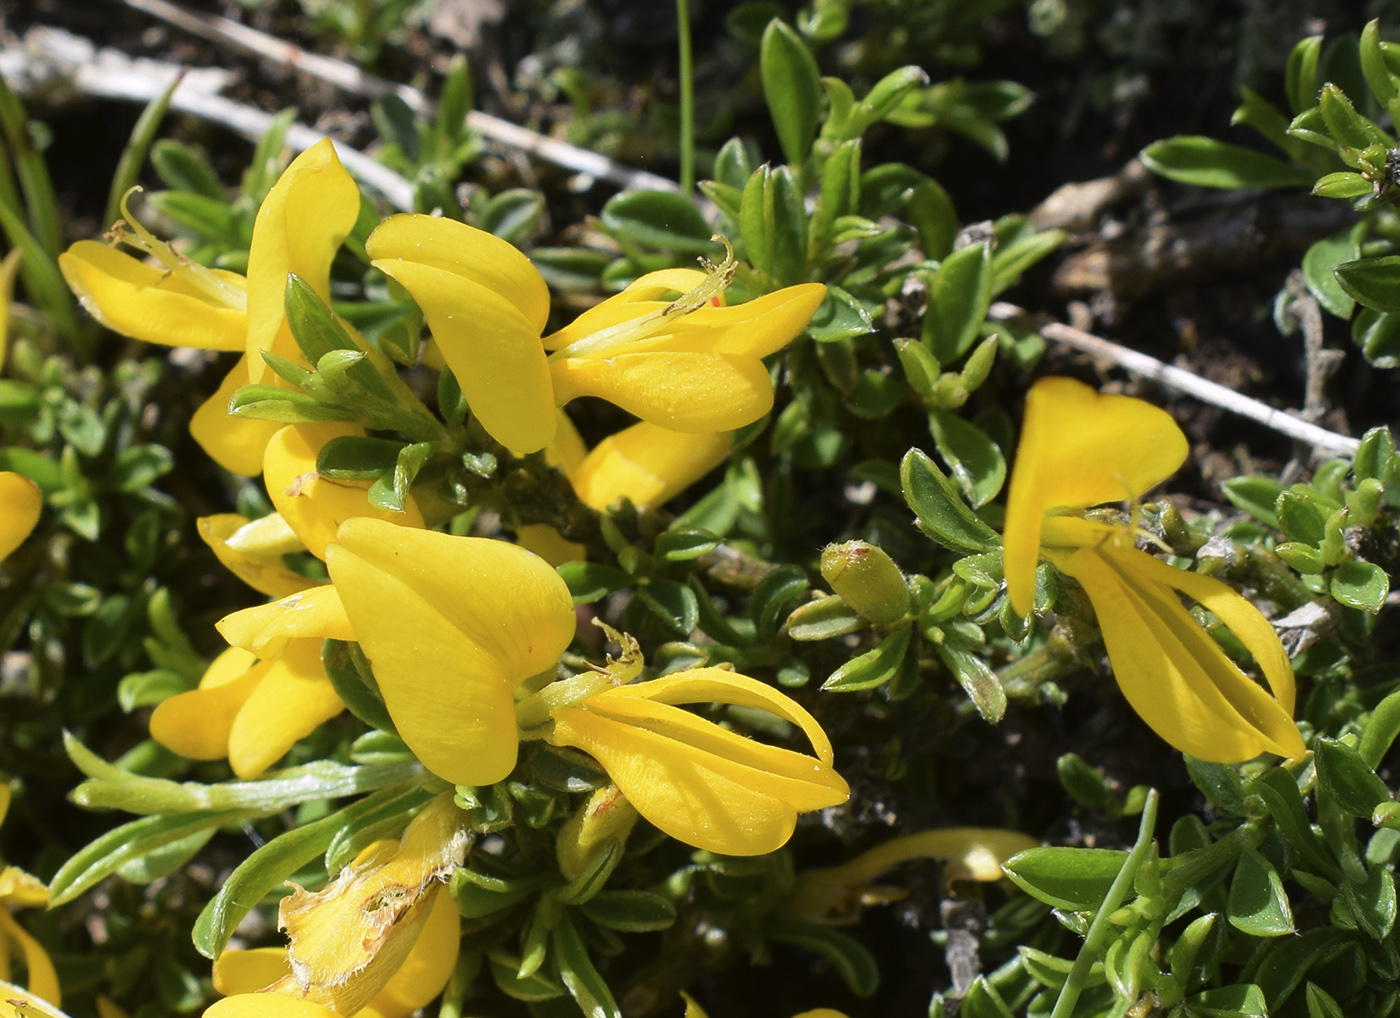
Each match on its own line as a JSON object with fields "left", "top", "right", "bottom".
{"left": 203, "top": 997, "right": 341, "bottom": 1018}
{"left": 569, "top": 422, "right": 731, "bottom": 511}
{"left": 1004, "top": 376, "right": 1189, "bottom": 616}
{"left": 227, "top": 638, "right": 345, "bottom": 779}
{"left": 550, "top": 351, "right": 775, "bottom": 433}
{"left": 0, "top": 472, "right": 41, "bottom": 562}
{"left": 1052, "top": 546, "right": 1303, "bottom": 762}
{"left": 59, "top": 241, "right": 247, "bottom": 351}
{"left": 245, "top": 139, "right": 361, "bottom": 384}
{"left": 264, "top": 424, "right": 425, "bottom": 560}
{"left": 326, "top": 519, "right": 577, "bottom": 785}
{"left": 365, "top": 214, "right": 551, "bottom": 332}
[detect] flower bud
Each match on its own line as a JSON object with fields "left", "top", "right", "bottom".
{"left": 820, "top": 541, "right": 911, "bottom": 624}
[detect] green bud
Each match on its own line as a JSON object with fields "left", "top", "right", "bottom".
{"left": 820, "top": 540, "right": 911, "bottom": 624}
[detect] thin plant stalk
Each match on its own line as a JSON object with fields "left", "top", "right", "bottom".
{"left": 676, "top": 0, "right": 695, "bottom": 197}
{"left": 1049, "top": 788, "right": 1160, "bottom": 1018}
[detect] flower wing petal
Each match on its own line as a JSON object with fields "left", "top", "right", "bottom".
{"left": 149, "top": 655, "right": 267, "bottom": 760}
{"left": 59, "top": 242, "right": 247, "bottom": 351}
{"left": 227, "top": 639, "right": 345, "bottom": 779}
{"left": 216, "top": 585, "right": 355, "bottom": 659}
{"left": 189, "top": 356, "right": 284, "bottom": 476}
{"left": 550, "top": 352, "right": 773, "bottom": 433}
{"left": 1004, "top": 376, "right": 1189, "bottom": 615}
{"left": 198, "top": 514, "right": 319, "bottom": 599}
{"left": 569, "top": 422, "right": 730, "bottom": 511}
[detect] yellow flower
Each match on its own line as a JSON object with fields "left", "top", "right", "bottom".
{"left": 365, "top": 216, "right": 825, "bottom": 453}
{"left": 0, "top": 786, "right": 59, "bottom": 1009}
{"left": 204, "top": 795, "right": 465, "bottom": 1018}
{"left": 1003, "top": 377, "right": 1304, "bottom": 763}
{"left": 549, "top": 411, "right": 731, "bottom": 512}
{"left": 326, "top": 518, "right": 847, "bottom": 854}
{"left": 58, "top": 139, "right": 361, "bottom": 475}
{"left": 785, "top": 828, "right": 1040, "bottom": 922}
{"left": 545, "top": 667, "right": 849, "bottom": 856}
{"left": 0, "top": 473, "right": 41, "bottom": 563}
{"left": 156, "top": 422, "right": 426, "bottom": 777}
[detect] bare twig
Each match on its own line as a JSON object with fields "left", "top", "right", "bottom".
{"left": 5, "top": 26, "right": 415, "bottom": 210}
{"left": 988, "top": 302, "right": 1361, "bottom": 457}
{"left": 113, "top": 0, "right": 683, "bottom": 195}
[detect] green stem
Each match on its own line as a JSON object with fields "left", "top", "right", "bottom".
{"left": 675, "top": 0, "right": 695, "bottom": 197}
{"left": 1050, "top": 789, "right": 1159, "bottom": 1018}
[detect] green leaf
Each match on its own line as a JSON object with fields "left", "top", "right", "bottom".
{"left": 1335, "top": 256, "right": 1400, "bottom": 313}
{"left": 633, "top": 580, "right": 699, "bottom": 637}
{"left": 922, "top": 242, "right": 991, "bottom": 363}
{"left": 1361, "top": 20, "right": 1398, "bottom": 106}
{"left": 960, "top": 977, "right": 1015, "bottom": 1018}
{"left": 785, "top": 594, "right": 864, "bottom": 641}
{"left": 1313, "top": 171, "right": 1372, "bottom": 199}
{"left": 1305, "top": 982, "right": 1345, "bottom": 1018}
{"left": 488, "top": 950, "right": 566, "bottom": 1002}
{"left": 1222, "top": 476, "right": 1284, "bottom": 528}
{"left": 1343, "top": 864, "right": 1396, "bottom": 940}
{"left": 1140, "top": 136, "right": 1314, "bottom": 189}
{"left": 750, "top": 565, "right": 809, "bottom": 641}
{"left": 1186, "top": 984, "right": 1269, "bottom": 1018}
{"left": 117, "top": 670, "right": 192, "bottom": 712}
{"left": 1001, "top": 847, "right": 1128, "bottom": 910}
{"left": 1330, "top": 560, "right": 1389, "bottom": 612}
{"left": 316, "top": 435, "right": 403, "bottom": 481}
{"left": 1227, "top": 848, "right": 1294, "bottom": 936}
{"left": 935, "top": 636, "right": 1006, "bottom": 723}
{"left": 600, "top": 189, "right": 714, "bottom": 253}
{"left": 1247, "top": 767, "right": 1340, "bottom": 880}
{"left": 151, "top": 140, "right": 227, "bottom": 200}
{"left": 806, "top": 286, "right": 873, "bottom": 343}
{"left": 1276, "top": 490, "right": 1328, "bottom": 544}
{"left": 368, "top": 441, "right": 434, "bottom": 513}
{"left": 1254, "top": 928, "right": 1346, "bottom": 1011}
{"left": 578, "top": 890, "right": 677, "bottom": 932}
{"left": 557, "top": 562, "right": 632, "bottom": 604}
{"left": 1302, "top": 229, "right": 1361, "bottom": 319}
{"left": 1318, "top": 82, "right": 1391, "bottom": 150}
{"left": 481, "top": 188, "right": 544, "bottom": 246}
{"left": 765, "top": 922, "right": 879, "bottom": 997}
{"left": 1361, "top": 688, "right": 1400, "bottom": 769}
{"left": 552, "top": 911, "right": 622, "bottom": 1018}
{"left": 1185, "top": 756, "right": 1249, "bottom": 817}
{"left": 927, "top": 409, "right": 1006, "bottom": 508}
{"left": 323, "top": 639, "right": 397, "bottom": 735}
{"left": 1056, "top": 753, "right": 1111, "bottom": 810}
{"left": 1316, "top": 737, "right": 1391, "bottom": 818}
{"left": 1353, "top": 309, "right": 1400, "bottom": 368}
{"left": 823, "top": 626, "right": 911, "bottom": 691}
{"left": 760, "top": 19, "right": 822, "bottom": 165}
{"left": 1286, "top": 36, "right": 1324, "bottom": 116}
{"left": 654, "top": 527, "right": 721, "bottom": 563}
{"left": 900, "top": 449, "right": 1000, "bottom": 553}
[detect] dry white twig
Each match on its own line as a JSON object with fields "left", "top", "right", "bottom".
{"left": 4, "top": 26, "right": 416, "bottom": 210}
{"left": 115, "top": 0, "right": 683, "bottom": 195}
{"left": 988, "top": 301, "right": 1361, "bottom": 457}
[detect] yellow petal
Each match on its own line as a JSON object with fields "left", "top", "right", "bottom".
{"left": 275, "top": 795, "right": 468, "bottom": 1016}
{"left": 550, "top": 351, "right": 773, "bottom": 433}
{"left": 0, "top": 910, "right": 59, "bottom": 1006}
{"left": 1003, "top": 376, "right": 1189, "bottom": 616}
{"left": 326, "top": 520, "right": 577, "bottom": 785}
{"left": 189, "top": 356, "right": 284, "bottom": 476}
{"left": 552, "top": 669, "right": 847, "bottom": 855}
{"left": 202, "top": 996, "right": 340, "bottom": 1018}
{"left": 541, "top": 268, "right": 710, "bottom": 351}
{"left": 198, "top": 514, "right": 319, "bottom": 599}
{"left": 0, "top": 866, "right": 48, "bottom": 909}
{"left": 363, "top": 888, "right": 460, "bottom": 1018}
{"left": 570, "top": 422, "right": 730, "bottom": 511}
{"left": 633, "top": 282, "right": 827, "bottom": 358}
{"left": 263, "top": 424, "right": 425, "bottom": 560}
{"left": 1052, "top": 546, "right": 1304, "bottom": 762}
{"left": 212, "top": 948, "right": 292, "bottom": 996}
{"left": 371, "top": 257, "right": 555, "bottom": 453}
{"left": 245, "top": 139, "right": 360, "bottom": 384}
{"left": 0, "top": 472, "right": 41, "bottom": 562}
{"left": 148, "top": 651, "right": 267, "bottom": 760}
{"left": 545, "top": 410, "right": 588, "bottom": 479}
{"left": 365, "top": 214, "right": 551, "bottom": 333}
{"left": 0, "top": 247, "right": 23, "bottom": 373}
{"left": 227, "top": 638, "right": 345, "bottom": 779}
{"left": 216, "top": 584, "right": 354, "bottom": 659}
{"left": 59, "top": 241, "right": 247, "bottom": 351}
{"left": 515, "top": 524, "right": 586, "bottom": 567}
